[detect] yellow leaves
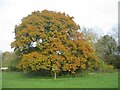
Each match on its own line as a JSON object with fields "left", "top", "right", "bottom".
{"left": 52, "top": 64, "right": 60, "bottom": 72}
{"left": 81, "top": 64, "right": 86, "bottom": 70}
{"left": 81, "top": 58, "right": 87, "bottom": 63}
{"left": 17, "top": 52, "right": 51, "bottom": 71}
{"left": 41, "top": 33, "right": 47, "bottom": 39}
{"left": 108, "top": 65, "right": 113, "bottom": 69}
{"left": 12, "top": 10, "right": 100, "bottom": 75}
{"left": 63, "top": 64, "right": 69, "bottom": 71}
{"left": 63, "top": 63, "right": 78, "bottom": 74}
{"left": 87, "top": 62, "right": 91, "bottom": 66}
{"left": 94, "top": 62, "right": 99, "bottom": 68}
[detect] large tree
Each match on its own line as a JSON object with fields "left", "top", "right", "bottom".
{"left": 11, "top": 10, "right": 99, "bottom": 76}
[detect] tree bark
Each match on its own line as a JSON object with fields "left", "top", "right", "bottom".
{"left": 54, "top": 72, "right": 56, "bottom": 79}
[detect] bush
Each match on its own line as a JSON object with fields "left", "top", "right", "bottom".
{"left": 96, "top": 60, "right": 116, "bottom": 73}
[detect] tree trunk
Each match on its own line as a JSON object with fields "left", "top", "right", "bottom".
{"left": 54, "top": 72, "right": 56, "bottom": 79}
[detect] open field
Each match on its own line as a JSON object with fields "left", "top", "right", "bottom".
{"left": 2, "top": 72, "right": 118, "bottom": 88}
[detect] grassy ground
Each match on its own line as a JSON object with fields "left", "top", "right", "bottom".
{"left": 0, "top": 71, "right": 2, "bottom": 89}
{"left": 2, "top": 71, "right": 118, "bottom": 88}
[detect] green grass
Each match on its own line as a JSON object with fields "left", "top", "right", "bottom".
{"left": 0, "top": 71, "right": 2, "bottom": 89}
{"left": 2, "top": 71, "right": 118, "bottom": 88}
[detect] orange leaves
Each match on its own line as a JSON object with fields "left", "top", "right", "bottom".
{"left": 17, "top": 52, "right": 50, "bottom": 71}
{"left": 12, "top": 10, "right": 99, "bottom": 75}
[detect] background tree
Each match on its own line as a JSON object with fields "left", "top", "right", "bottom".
{"left": 80, "top": 27, "right": 100, "bottom": 52}
{"left": 80, "top": 27, "right": 99, "bottom": 43}
{"left": 2, "top": 51, "right": 19, "bottom": 71}
{"left": 0, "top": 51, "right": 2, "bottom": 68}
{"left": 95, "top": 35, "right": 118, "bottom": 68}
{"left": 11, "top": 10, "right": 99, "bottom": 77}
{"left": 109, "top": 25, "right": 120, "bottom": 69}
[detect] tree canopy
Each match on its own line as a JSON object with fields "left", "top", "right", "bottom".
{"left": 95, "top": 35, "right": 119, "bottom": 68}
{"left": 95, "top": 35, "right": 117, "bottom": 56}
{"left": 11, "top": 10, "right": 99, "bottom": 75}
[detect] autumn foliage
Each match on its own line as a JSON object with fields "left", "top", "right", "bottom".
{"left": 11, "top": 10, "right": 99, "bottom": 75}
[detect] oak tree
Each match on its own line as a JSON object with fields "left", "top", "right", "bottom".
{"left": 11, "top": 10, "right": 99, "bottom": 76}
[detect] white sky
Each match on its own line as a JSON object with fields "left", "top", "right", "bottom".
{"left": 0, "top": 0, "right": 119, "bottom": 52}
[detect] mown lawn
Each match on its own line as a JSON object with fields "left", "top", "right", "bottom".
{"left": 2, "top": 72, "right": 118, "bottom": 88}
{"left": 0, "top": 72, "right": 2, "bottom": 89}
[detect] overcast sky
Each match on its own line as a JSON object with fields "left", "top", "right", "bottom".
{"left": 0, "top": 0, "right": 119, "bottom": 52}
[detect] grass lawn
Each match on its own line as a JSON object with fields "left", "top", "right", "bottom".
{"left": 2, "top": 71, "right": 118, "bottom": 88}
{"left": 0, "top": 72, "right": 2, "bottom": 89}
